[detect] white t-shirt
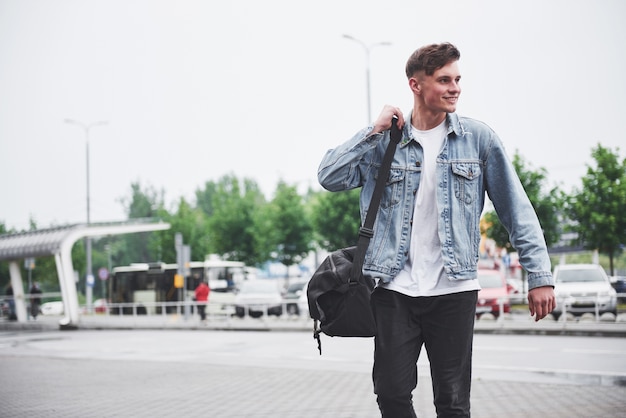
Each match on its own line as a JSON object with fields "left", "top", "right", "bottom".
{"left": 381, "top": 120, "right": 480, "bottom": 297}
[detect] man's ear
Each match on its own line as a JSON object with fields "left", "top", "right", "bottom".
{"left": 409, "top": 77, "right": 421, "bottom": 94}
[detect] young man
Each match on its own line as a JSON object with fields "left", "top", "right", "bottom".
{"left": 318, "top": 43, "right": 556, "bottom": 417}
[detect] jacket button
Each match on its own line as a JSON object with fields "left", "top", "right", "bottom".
{"left": 415, "top": 161, "right": 421, "bottom": 167}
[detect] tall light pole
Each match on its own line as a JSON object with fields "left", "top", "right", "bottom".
{"left": 64, "top": 118, "right": 108, "bottom": 311}
{"left": 342, "top": 34, "right": 391, "bottom": 125}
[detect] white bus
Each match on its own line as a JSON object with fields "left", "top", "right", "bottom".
{"left": 109, "top": 259, "right": 250, "bottom": 314}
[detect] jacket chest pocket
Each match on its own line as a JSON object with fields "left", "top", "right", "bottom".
{"left": 451, "top": 162, "right": 481, "bottom": 205}
{"left": 379, "top": 169, "right": 404, "bottom": 209}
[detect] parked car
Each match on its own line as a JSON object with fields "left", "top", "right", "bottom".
{"left": 1, "top": 299, "right": 10, "bottom": 317}
{"left": 93, "top": 298, "right": 108, "bottom": 314}
{"left": 282, "top": 280, "right": 308, "bottom": 315}
{"left": 553, "top": 264, "right": 617, "bottom": 319}
{"left": 298, "top": 284, "right": 310, "bottom": 319}
{"left": 40, "top": 301, "right": 64, "bottom": 316}
{"left": 610, "top": 276, "right": 626, "bottom": 303}
{"left": 506, "top": 277, "right": 526, "bottom": 304}
{"left": 234, "top": 280, "right": 283, "bottom": 318}
{"left": 476, "top": 269, "right": 510, "bottom": 318}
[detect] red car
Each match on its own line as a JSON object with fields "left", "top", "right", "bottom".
{"left": 476, "top": 269, "right": 510, "bottom": 318}
{"left": 93, "top": 298, "right": 108, "bottom": 314}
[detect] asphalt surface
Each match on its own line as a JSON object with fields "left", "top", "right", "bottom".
{"left": 1, "top": 314, "right": 625, "bottom": 418}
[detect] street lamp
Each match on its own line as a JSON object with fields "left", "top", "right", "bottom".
{"left": 64, "top": 118, "right": 108, "bottom": 311}
{"left": 342, "top": 34, "right": 391, "bottom": 125}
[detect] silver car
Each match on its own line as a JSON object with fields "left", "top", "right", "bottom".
{"left": 233, "top": 280, "right": 283, "bottom": 318}
{"left": 552, "top": 264, "right": 617, "bottom": 319}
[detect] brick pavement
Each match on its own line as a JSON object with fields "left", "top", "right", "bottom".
{"left": 1, "top": 342, "right": 625, "bottom": 417}
{"left": 1, "top": 316, "right": 626, "bottom": 417}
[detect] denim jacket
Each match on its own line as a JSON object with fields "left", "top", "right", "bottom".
{"left": 318, "top": 112, "right": 554, "bottom": 290}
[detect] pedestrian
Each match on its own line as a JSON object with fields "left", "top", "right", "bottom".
{"left": 318, "top": 42, "right": 556, "bottom": 417}
{"left": 30, "top": 282, "right": 43, "bottom": 320}
{"left": 194, "top": 280, "right": 210, "bottom": 323}
{"left": 5, "top": 283, "right": 16, "bottom": 321}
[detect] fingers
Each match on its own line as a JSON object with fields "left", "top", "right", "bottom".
{"left": 393, "top": 108, "right": 405, "bottom": 129}
{"left": 532, "top": 300, "right": 549, "bottom": 322}
{"left": 388, "top": 106, "right": 405, "bottom": 128}
{"left": 372, "top": 105, "right": 404, "bottom": 133}
{"left": 528, "top": 286, "right": 556, "bottom": 322}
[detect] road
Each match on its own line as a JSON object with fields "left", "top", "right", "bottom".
{"left": 1, "top": 329, "right": 624, "bottom": 386}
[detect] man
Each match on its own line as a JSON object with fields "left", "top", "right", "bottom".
{"left": 194, "top": 280, "right": 210, "bottom": 323}
{"left": 30, "top": 282, "right": 43, "bottom": 320}
{"left": 318, "top": 43, "right": 555, "bottom": 417}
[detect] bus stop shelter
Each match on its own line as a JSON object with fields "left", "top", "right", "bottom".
{"left": 0, "top": 221, "right": 170, "bottom": 329}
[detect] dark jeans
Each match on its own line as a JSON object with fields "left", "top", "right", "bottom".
{"left": 197, "top": 304, "right": 206, "bottom": 321}
{"left": 371, "top": 287, "right": 478, "bottom": 418}
{"left": 31, "top": 302, "right": 40, "bottom": 319}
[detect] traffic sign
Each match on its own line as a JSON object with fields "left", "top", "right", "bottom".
{"left": 98, "top": 267, "right": 109, "bottom": 281}
{"left": 174, "top": 274, "right": 184, "bottom": 289}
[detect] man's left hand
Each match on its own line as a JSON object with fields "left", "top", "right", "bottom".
{"left": 528, "top": 286, "right": 556, "bottom": 322}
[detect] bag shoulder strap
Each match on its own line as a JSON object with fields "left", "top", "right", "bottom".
{"left": 350, "top": 116, "right": 402, "bottom": 281}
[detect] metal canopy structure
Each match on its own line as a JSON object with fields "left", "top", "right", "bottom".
{"left": 0, "top": 225, "right": 83, "bottom": 261}
{"left": 0, "top": 221, "right": 171, "bottom": 329}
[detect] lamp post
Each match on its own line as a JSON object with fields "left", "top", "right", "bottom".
{"left": 64, "top": 118, "right": 108, "bottom": 312}
{"left": 342, "top": 34, "right": 391, "bottom": 125}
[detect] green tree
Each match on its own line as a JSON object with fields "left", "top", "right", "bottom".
{"left": 483, "top": 151, "right": 563, "bottom": 251}
{"left": 481, "top": 210, "right": 511, "bottom": 252}
{"left": 165, "top": 198, "right": 207, "bottom": 262}
{"left": 260, "top": 181, "right": 313, "bottom": 274}
{"left": 195, "top": 180, "right": 218, "bottom": 218}
{"left": 118, "top": 181, "right": 166, "bottom": 264}
{"left": 311, "top": 188, "right": 361, "bottom": 250}
{"left": 28, "top": 255, "right": 61, "bottom": 298}
{"left": 511, "top": 153, "right": 563, "bottom": 247}
{"left": 205, "top": 175, "right": 266, "bottom": 265}
{"left": 569, "top": 145, "right": 626, "bottom": 275}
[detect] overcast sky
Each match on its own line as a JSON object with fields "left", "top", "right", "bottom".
{"left": 1, "top": 0, "right": 624, "bottom": 231}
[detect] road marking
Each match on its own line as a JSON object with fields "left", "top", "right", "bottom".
{"left": 475, "top": 363, "right": 626, "bottom": 377}
{"left": 562, "top": 348, "right": 626, "bottom": 355}
{"left": 474, "top": 345, "right": 539, "bottom": 352}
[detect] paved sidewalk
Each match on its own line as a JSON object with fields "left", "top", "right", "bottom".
{"left": 0, "top": 316, "right": 625, "bottom": 417}
{"left": 1, "top": 354, "right": 625, "bottom": 418}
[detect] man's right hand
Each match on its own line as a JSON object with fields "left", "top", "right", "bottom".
{"left": 372, "top": 105, "right": 405, "bottom": 134}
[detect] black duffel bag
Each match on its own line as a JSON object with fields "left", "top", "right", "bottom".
{"left": 307, "top": 246, "right": 376, "bottom": 340}
{"left": 306, "top": 117, "right": 401, "bottom": 354}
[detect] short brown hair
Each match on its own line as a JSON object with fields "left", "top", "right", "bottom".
{"left": 405, "top": 43, "right": 460, "bottom": 78}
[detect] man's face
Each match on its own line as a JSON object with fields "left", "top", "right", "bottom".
{"left": 412, "top": 60, "right": 461, "bottom": 114}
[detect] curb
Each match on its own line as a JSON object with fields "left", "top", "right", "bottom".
{"left": 2, "top": 316, "right": 626, "bottom": 337}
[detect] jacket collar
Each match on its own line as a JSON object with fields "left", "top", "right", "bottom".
{"left": 446, "top": 112, "right": 465, "bottom": 137}
{"left": 400, "top": 111, "right": 463, "bottom": 148}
